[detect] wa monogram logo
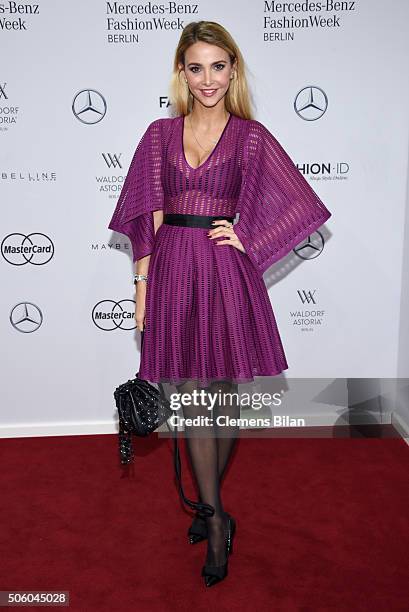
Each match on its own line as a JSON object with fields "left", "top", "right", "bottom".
{"left": 297, "top": 290, "right": 317, "bottom": 305}
{"left": 102, "top": 153, "right": 123, "bottom": 169}
{"left": 0, "top": 82, "right": 8, "bottom": 100}
{"left": 94, "top": 151, "right": 125, "bottom": 203}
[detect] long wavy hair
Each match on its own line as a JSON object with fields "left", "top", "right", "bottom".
{"left": 168, "top": 21, "right": 254, "bottom": 120}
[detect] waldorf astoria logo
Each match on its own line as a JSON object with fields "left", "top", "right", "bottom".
{"left": 72, "top": 89, "right": 107, "bottom": 124}
{"left": 0, "top": 82, "right": 20, "bottom": 131}
{"left": 96, "top": 153, "right": 125, "bottom": 198}
{"left": 1, "top": 233, "right": 54, "bottom": 265}
{"left": 289, "top": 289, "right": 326, "bottom": 331}
{"left": 102, "top": 153, "right": 123, "bottom": 170}
{"left": 0, "top": 82, "right": 8, "bottom": 100}
{"left": 92, "top": 299, "right": 136, "bottom": 331}
{"left": 294, "top": 86, "right": 328, "bottom": 121}
{"left": 297, "top": 290, "right": 317, "bottom": 305}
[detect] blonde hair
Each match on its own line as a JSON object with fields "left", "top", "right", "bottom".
{"left": 168, "top": 21, "right": 254, "bottom": 120}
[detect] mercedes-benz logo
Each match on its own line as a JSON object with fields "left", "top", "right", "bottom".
{"left": 10, "top": 302, "right": 43, "bottom": 333}
{"left": 294, "top": 86, "right": 328, "bottom": 121}
{"left": 293, "top": 230, "right": 326, "bottom": 259}
{"left": 1, "top": 233, "right": 54, "bottom": 265}
{"left": 72, "top": 89, "right": 107, "bottom": 124}
{"left": 92, "top": 300, "right": 136, "bottom": 331}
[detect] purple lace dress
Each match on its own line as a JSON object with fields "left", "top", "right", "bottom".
{"left": 108, "top": 113, "right": 332, "bottom": 387}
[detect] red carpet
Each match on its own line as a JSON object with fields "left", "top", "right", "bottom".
{"left": 0, "top": 432, "right": 408, "bottom": 611}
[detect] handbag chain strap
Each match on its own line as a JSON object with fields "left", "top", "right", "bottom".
{"left": 141, "top": 328, "right": 214, "bottom": 518}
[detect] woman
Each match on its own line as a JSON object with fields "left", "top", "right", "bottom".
{"left": 108, "top": 21, "right": 332, "bottom": 587}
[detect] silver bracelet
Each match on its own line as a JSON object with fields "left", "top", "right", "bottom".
{"left": 134, "top": 273, "right": 148, "bottom": 284}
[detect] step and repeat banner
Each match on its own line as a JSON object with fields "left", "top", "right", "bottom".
{"left": 1, "top": 1, "right": 409, "bottom": 435}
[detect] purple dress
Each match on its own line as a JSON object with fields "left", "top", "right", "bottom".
{"left": 108, "top": 113, "right": 332, "bottom": 387}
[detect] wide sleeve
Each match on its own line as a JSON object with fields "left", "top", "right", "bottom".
{"left": 107, "top": 118, "right": 164, "bottom": 262}
{"left": 233, "top": 121, "right": 332, "bottom": 277}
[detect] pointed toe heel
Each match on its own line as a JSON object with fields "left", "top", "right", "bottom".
{"left": 201, "top": 514, "right": 236, "bottom": 587}
{"left": 201, "top": 563, "right": 228, "bottom": 587}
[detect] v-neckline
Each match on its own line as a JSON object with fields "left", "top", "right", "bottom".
{"left": 181, "top": 113, "right": 233, "bottom": 171}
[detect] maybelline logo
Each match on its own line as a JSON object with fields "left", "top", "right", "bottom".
{"left": 10, "top": 302, "right": 43, "bottom": 333}
{"left": 0, "top": 3, "right": 39, "bottom": 31}
{"left": 0, "top": 82, "right": 19, "bottom": 129}
{"left": 1, "top": 170, "right": 57, "bottom": 182}
{"left": 72, "top": 90, "right": 107, "bottom": 124}
{"left": 289, "top": 290, "right": 326, "bottom": 330}
{"left": 294, "top": 86, "right": 328, "bottom": 121}
{"left": 2, "top": 233, "right": 54, "bottom": 265}
{"left": 92, "top": 300, "right": 136, "bottom": 331}
{"left": 91, "top": 240, "right": 132, "bottom": 256}
{"left": 96, "top": 153, "right": 125, "bottom": 197}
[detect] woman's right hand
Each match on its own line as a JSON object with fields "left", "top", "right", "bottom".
{"left": 134, "top": 281, "right": 147, "bottom": 332}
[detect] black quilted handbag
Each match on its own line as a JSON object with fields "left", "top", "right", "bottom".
{"left": 113, "top": 329, "right": 214, "bottom": 517}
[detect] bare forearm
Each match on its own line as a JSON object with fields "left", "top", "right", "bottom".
{"left": 135, "top": 255, "right": 150, "bottom": 275}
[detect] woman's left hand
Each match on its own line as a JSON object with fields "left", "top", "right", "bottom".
{"left": 207, "top": 219, "right": 245, "bottom": 253}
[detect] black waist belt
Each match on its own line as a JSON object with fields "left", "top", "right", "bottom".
{"left": 163, "top": 213, "right": 235, "bottom": 229}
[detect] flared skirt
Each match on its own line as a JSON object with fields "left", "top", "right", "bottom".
{"left": 138, "top": 222, "right": 288, "bottom": 387}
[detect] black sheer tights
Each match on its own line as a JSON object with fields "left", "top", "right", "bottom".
{"left": 175, "top": 379, "right": 240, "bottom": 566}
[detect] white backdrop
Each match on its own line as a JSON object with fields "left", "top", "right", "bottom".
{"left": 1, "top": 0, "right": 409, "bottom": 436}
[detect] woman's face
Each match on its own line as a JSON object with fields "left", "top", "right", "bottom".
{"left": 179, "top": 41, "right": 235, "bottom": 109}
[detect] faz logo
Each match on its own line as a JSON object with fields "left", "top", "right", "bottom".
{"left": 0, "top": 82, "right": 8, "bottom": 100}
{"left": 2, "top": 233, "right": 54, "bottom": 265}
{"left": 102, "top": 153, "right": 123, "bottom": 169}
{"left": 92, "top": 300, "right": 136, "bottom": 331}
{"left": 297, "top": 290, "right": 317, "bottom": 305}
{"left": 72, "top": 89, "right": 107, "bottom": 125}
{"left": 293, "top": 230, "right": 326, "bottom": 260}
{"left": 10, "top": 302, "right": 43, "bottom": 333}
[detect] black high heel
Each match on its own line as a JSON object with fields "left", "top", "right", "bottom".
{"left": 201, "top": 514, "right": 236, "bottom": 587}
{"left": 187, "top": 510, "right": 234, "bottom": 545}
{"left": 187, "top": 512, "right": 208, "bottom": 544}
